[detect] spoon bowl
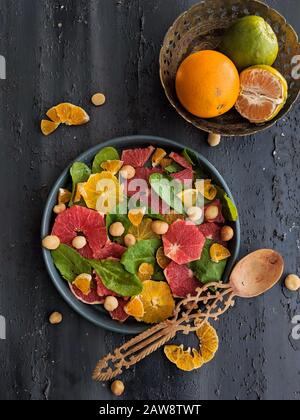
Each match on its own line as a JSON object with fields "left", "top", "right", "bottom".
{"left": 229, "top": 249, "right": 284, "bottom": 298}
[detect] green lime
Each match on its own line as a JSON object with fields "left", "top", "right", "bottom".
{"left": 220, "top": 16, "right": 279, "bottom": 71}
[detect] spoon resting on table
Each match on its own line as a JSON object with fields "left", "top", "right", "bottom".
{"left": 93, "top": 249, "right": 284, "bottom": 381}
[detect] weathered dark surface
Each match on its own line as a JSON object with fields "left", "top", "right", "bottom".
{"left": 0, "top": 0, "right": 299, "bottom": 401}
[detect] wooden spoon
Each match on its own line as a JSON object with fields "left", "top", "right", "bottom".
{"left": 93, "top": 249, "right": 284, "bottom": 381}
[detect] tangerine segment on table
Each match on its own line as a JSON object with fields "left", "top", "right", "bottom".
{"left": 197, "top": 322, "right": 219, "bottom": 363}
{"left": 235, "top": 65, "right": 288, "bottom": 123}
{"left": 175, "top": 50, "right": 240, "bottom": 118}
{"left": 41, "top": 120, "right": 60, "bottom": 136}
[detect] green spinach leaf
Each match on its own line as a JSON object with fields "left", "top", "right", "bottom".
{"left": 92, "top": 147, "right": 120, "bottom": 174}
{"left": 182, "top": 148, "right": 196, "bottom": 166}
{"left": 69, "top": 161, "right": 91, "bottom": 205}
{"left": 121, "top": 239, "right": 161, "bottom": 274}
{"left": 149, "top": 173, "right": 184, "bottom": 214}
{"left": 164, "top": 162, "right": 182, "bottom": 174}
{"left": 90, "top": 260, "right": 142, "bottom": 296}
{"left": 189, "top": 239, "right": 227, "bottom": 284}
{"left": 51, "top": 244, "right": 92, "bottom": 282}
{"left": 216, "top": 186, "right": 238, "bottom": 222}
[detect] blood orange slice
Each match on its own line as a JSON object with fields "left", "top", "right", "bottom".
{"left": 235, "top": 65, "right": 288, "bottom": 123}
{"left": 69, "top": 280, "right": 104, "bottom": 305}
{"left": 164, "top": 261, "right": 200, "bottom": 298}
{"left": 170, "top": 168, "right": 194, "bottom": 182}
{"left": 52, "top": 206, "right": 108, "bottom": 258}
{"left": 93, "top": 242, "right": 126, "bottom": 260}
{"left": 162, "top": 219, "right": 205, "bottom": 265}
{"left": 121, "top": 146, "right": 155, "bottom": 168}
{"left": 169, "top": 152, "right": 192, "bottom": 170}
{"left": 198, "top": 223, "right": 221, "bottom": 241}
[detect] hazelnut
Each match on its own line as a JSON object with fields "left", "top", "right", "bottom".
{"left": 49, "top": 312, "right": 63, "bottom": 325}
{"left": 285, "top": 274, "right": 300, "bottom": 291}
{"left": 151, "top": 221, "right": 169, "bottom": 235}
{"left": 119, "top": 165, "right": 136, "bottom": 180}
{"left": 72, "top": 236, "right": 87, "bottom": 250}
{"left": 42, "top": 235, "right": 60, "bottom": 250}
{"left": 111, "top": 380, "right": 125, "bottom": 396}
{"left": 186, "top": 206, "right": 203, "bottom": 222}
{"left": 124, "top": 234, "right": 136, "bottom": 247}
{"left": 91, "top": 93, "right": 106, "bottom": 106}
{"left": 104, "top": 296, "right": 119, "bottom": 312}
{"left": 205, "top": 205, "right": 219, "bottom": 221}
{"left": 208, "top": 133, "right": 221, "bottom": 147}
{"left": 53, "top": 203, "right": 66, "bottom": 214}
{"left": 109, "top": 222, "right": 125, "bottom": 237}
{"left": 220, "top": 226, "right": 234, "bottom": 242}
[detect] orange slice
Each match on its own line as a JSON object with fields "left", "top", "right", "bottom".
{"left": 46, "top": 107, "right": 61, "bottom": 123}
{"left": 195, "top": 179, "right": 217, "bottom": 201}
{"left": 124, "top": 296, "right": 145, "bottom": 319}
{"left": 137, "top": 280, "right": 175, "bottom": 324}
{"left": 152, "top": 148, "right": 167, "bottom": 167}
{"left": 55, "top": 103, "right": 73, "bottom": 123}
{"left": 138, "top": 263, "right": 154, "bottom": 281}
{"left": 58, "top": 188, "right": 72, "bottom": 205}
{"left": 128, "top": 208, "right": 146, "bottom": 227}
{"left": 235, "top": 65, "right": 288, "bottom": 123}
{"left": 81, "top": 172, "right": 122, "bottom": 212}
{"left": 41, "top": 120, "right": 60, "bottom": 136}
{"left": 210, "top": 243, "right": 231, "bottom": 263}
{"left": 156, "top": 246, "right": 171, "bottom": 269}
{"left": 128, "top": 218, "right": 160, "bottom": 241}
{"left": 68, "top": 104, "right": 90, "bottom": 126}
{"left": 196, "top": 322, "right": 219, "bottom": 363}
{"left": 164, "top": 344, "right": 184, "bottom": 363}
{"left": 73, "top": 183, "right": 86, "bottom": 203}
{"left": 100, "top": 160, "right": 123, "bottom": 175}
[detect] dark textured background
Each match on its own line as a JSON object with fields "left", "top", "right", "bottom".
{"left": 0, "top": 0, "right": 299, "bottom": 401}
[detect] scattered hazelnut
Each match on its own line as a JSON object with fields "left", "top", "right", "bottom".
{"left": 285, "top": 274, "right": 300, "bottom": 292}
{"left": 208, "top": 133, "right": 221, "bottom": 147}
{"left": 124, "top": 234, "right": 136, "bottom": 247}
{"left": 53, "top": 203, "right": 66, "bottom": 214}
{"left": 109, "top": 222, "right": 125, "bottom": 237}
{"left": 72, "top": 236, "right": 87, "bottom": 250}
{"left": 42, "top": 235, "right": 60, "bottom": 250}
{"left": 104, "top": 296, "right": 119, "bottom": 312}
{"left": 186, "top": 206, "right": 203, "bottom": 222}
{"left": 151, "top": 220, "right": 169, "bottom": 235}
{"left": 119, "top": 165, "right": 136, "bottom": 180}
{"left": 220, "top": 226, "right": 234, "bottom": 242}
{"left": 91, "top": 93, "right": 106, "bottom": 106}
{"left": 205, "top": 205, "right": 219, "bottom": 221}
{"left": 49, "top": 312, "right": 63, "bottom": 325}
{"left": 111, "top": 380, "right": 125, "bottom": 397}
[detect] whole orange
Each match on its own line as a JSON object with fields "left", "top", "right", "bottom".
{"left": 175, "top": 50, "right": 240, "bottom": 118}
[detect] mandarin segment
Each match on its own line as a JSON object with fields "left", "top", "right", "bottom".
{"left": 152, "top": 148, "right": 167, "bottom": 167}
{"left": 164, "top": 345, "right": 184, "bottom": 364}
{"left": 156, "top": 246, "right": 171, "bottom": 270}
{"left": 128, "top": 218, "right": 160, "bottom": 242}
{"left": 58, "top": 188, "right": 72, "bottom": 205}
{"left": 55, "top": 103, "right": 73, "bottom": 123}
{"left": 124, "top": 296, "right": 145, "bottom": 319}
{"left": 128, "top": 208, "right": 146, "bottom": 227}
{"left": 46, "top": 107, "right": 61, "bottom": 123}
{"left": 81, "top": 172, "right": 122, "bottom": 211}
{"left": 68, "top": 104, "right": 90, "bottom": 126}
{"left": 138, "top": 263, "right": 154, "bottom": 281}
{"left": 41, "top": 120, "right": 60, "bottom": 136}
{"left": 210, "top": 243, "right": 231, "bottom": 263}
{"left": 100, "top": 160, "right": 123, "bottom": 175}
{"left": 197, "top": 323, "right": 219, "bottom": 363}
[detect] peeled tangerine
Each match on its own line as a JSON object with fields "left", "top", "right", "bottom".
{"left": 41, "top": 103, "right": 90, "bottom": 136}
{"left": 235, "top": 65, "right": 288, "bottom": 124}
{"left": 136, "top": 280, "right": 175, "bottom": 324}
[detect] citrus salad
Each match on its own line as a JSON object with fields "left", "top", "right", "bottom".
{"left": 42, "top": 145, "right": 238, "bottom": 324}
